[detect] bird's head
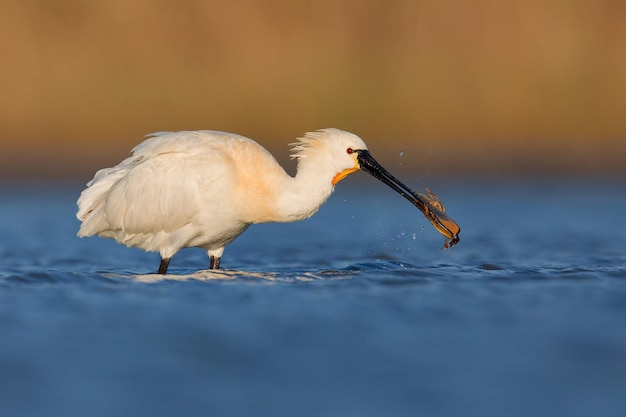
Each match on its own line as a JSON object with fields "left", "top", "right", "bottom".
{"left": 291, "top": 128, "right": 368, "bottom": 185}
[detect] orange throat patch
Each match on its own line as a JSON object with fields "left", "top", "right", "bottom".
{"left": 332, "top": 167, "right": 360, "bottom": 185}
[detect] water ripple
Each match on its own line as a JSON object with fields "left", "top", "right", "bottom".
{"left": 3, "top": 261, "right": 625, "bottom": 288}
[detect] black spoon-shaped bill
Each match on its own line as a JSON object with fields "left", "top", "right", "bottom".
{"left": 355, "top": 150, "right": 460, "bottom": 247}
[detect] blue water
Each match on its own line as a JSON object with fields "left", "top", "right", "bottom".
{"left": 1, "top": 178, "right": 625, "bottom": 417}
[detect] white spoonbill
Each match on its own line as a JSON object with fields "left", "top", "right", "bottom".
{"left": 77, "top": 129, "right": 460, "bottom": 274}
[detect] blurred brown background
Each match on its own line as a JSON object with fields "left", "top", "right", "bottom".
{"left": 1, "top": 0, "right": 625, "bottom": 179}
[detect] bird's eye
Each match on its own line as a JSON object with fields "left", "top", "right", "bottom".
{"left": 346, "top": 148, "right": 354, "bottom": 154}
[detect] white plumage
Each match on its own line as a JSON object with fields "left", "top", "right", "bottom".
{"left": 78, "top": 129, "right": 363, "bottom": 273}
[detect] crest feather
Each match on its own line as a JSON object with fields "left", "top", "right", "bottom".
{"left": 290, "top": 128, "right": 345, "bottom": 160}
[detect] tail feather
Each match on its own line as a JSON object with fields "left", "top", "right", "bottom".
{"left": 76, "top": 164, "right": 133, "bottom": 236}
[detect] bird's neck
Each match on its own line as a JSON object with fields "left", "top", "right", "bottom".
{"left": 273, "top": 156, "right": 336, "bottom": 223}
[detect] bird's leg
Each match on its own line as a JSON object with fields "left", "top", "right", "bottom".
{"left": 209, "top": 255, "right": 221, "bottom": 269}
{"left": 158, "top": 257, "right": 171, "bottom": 274}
